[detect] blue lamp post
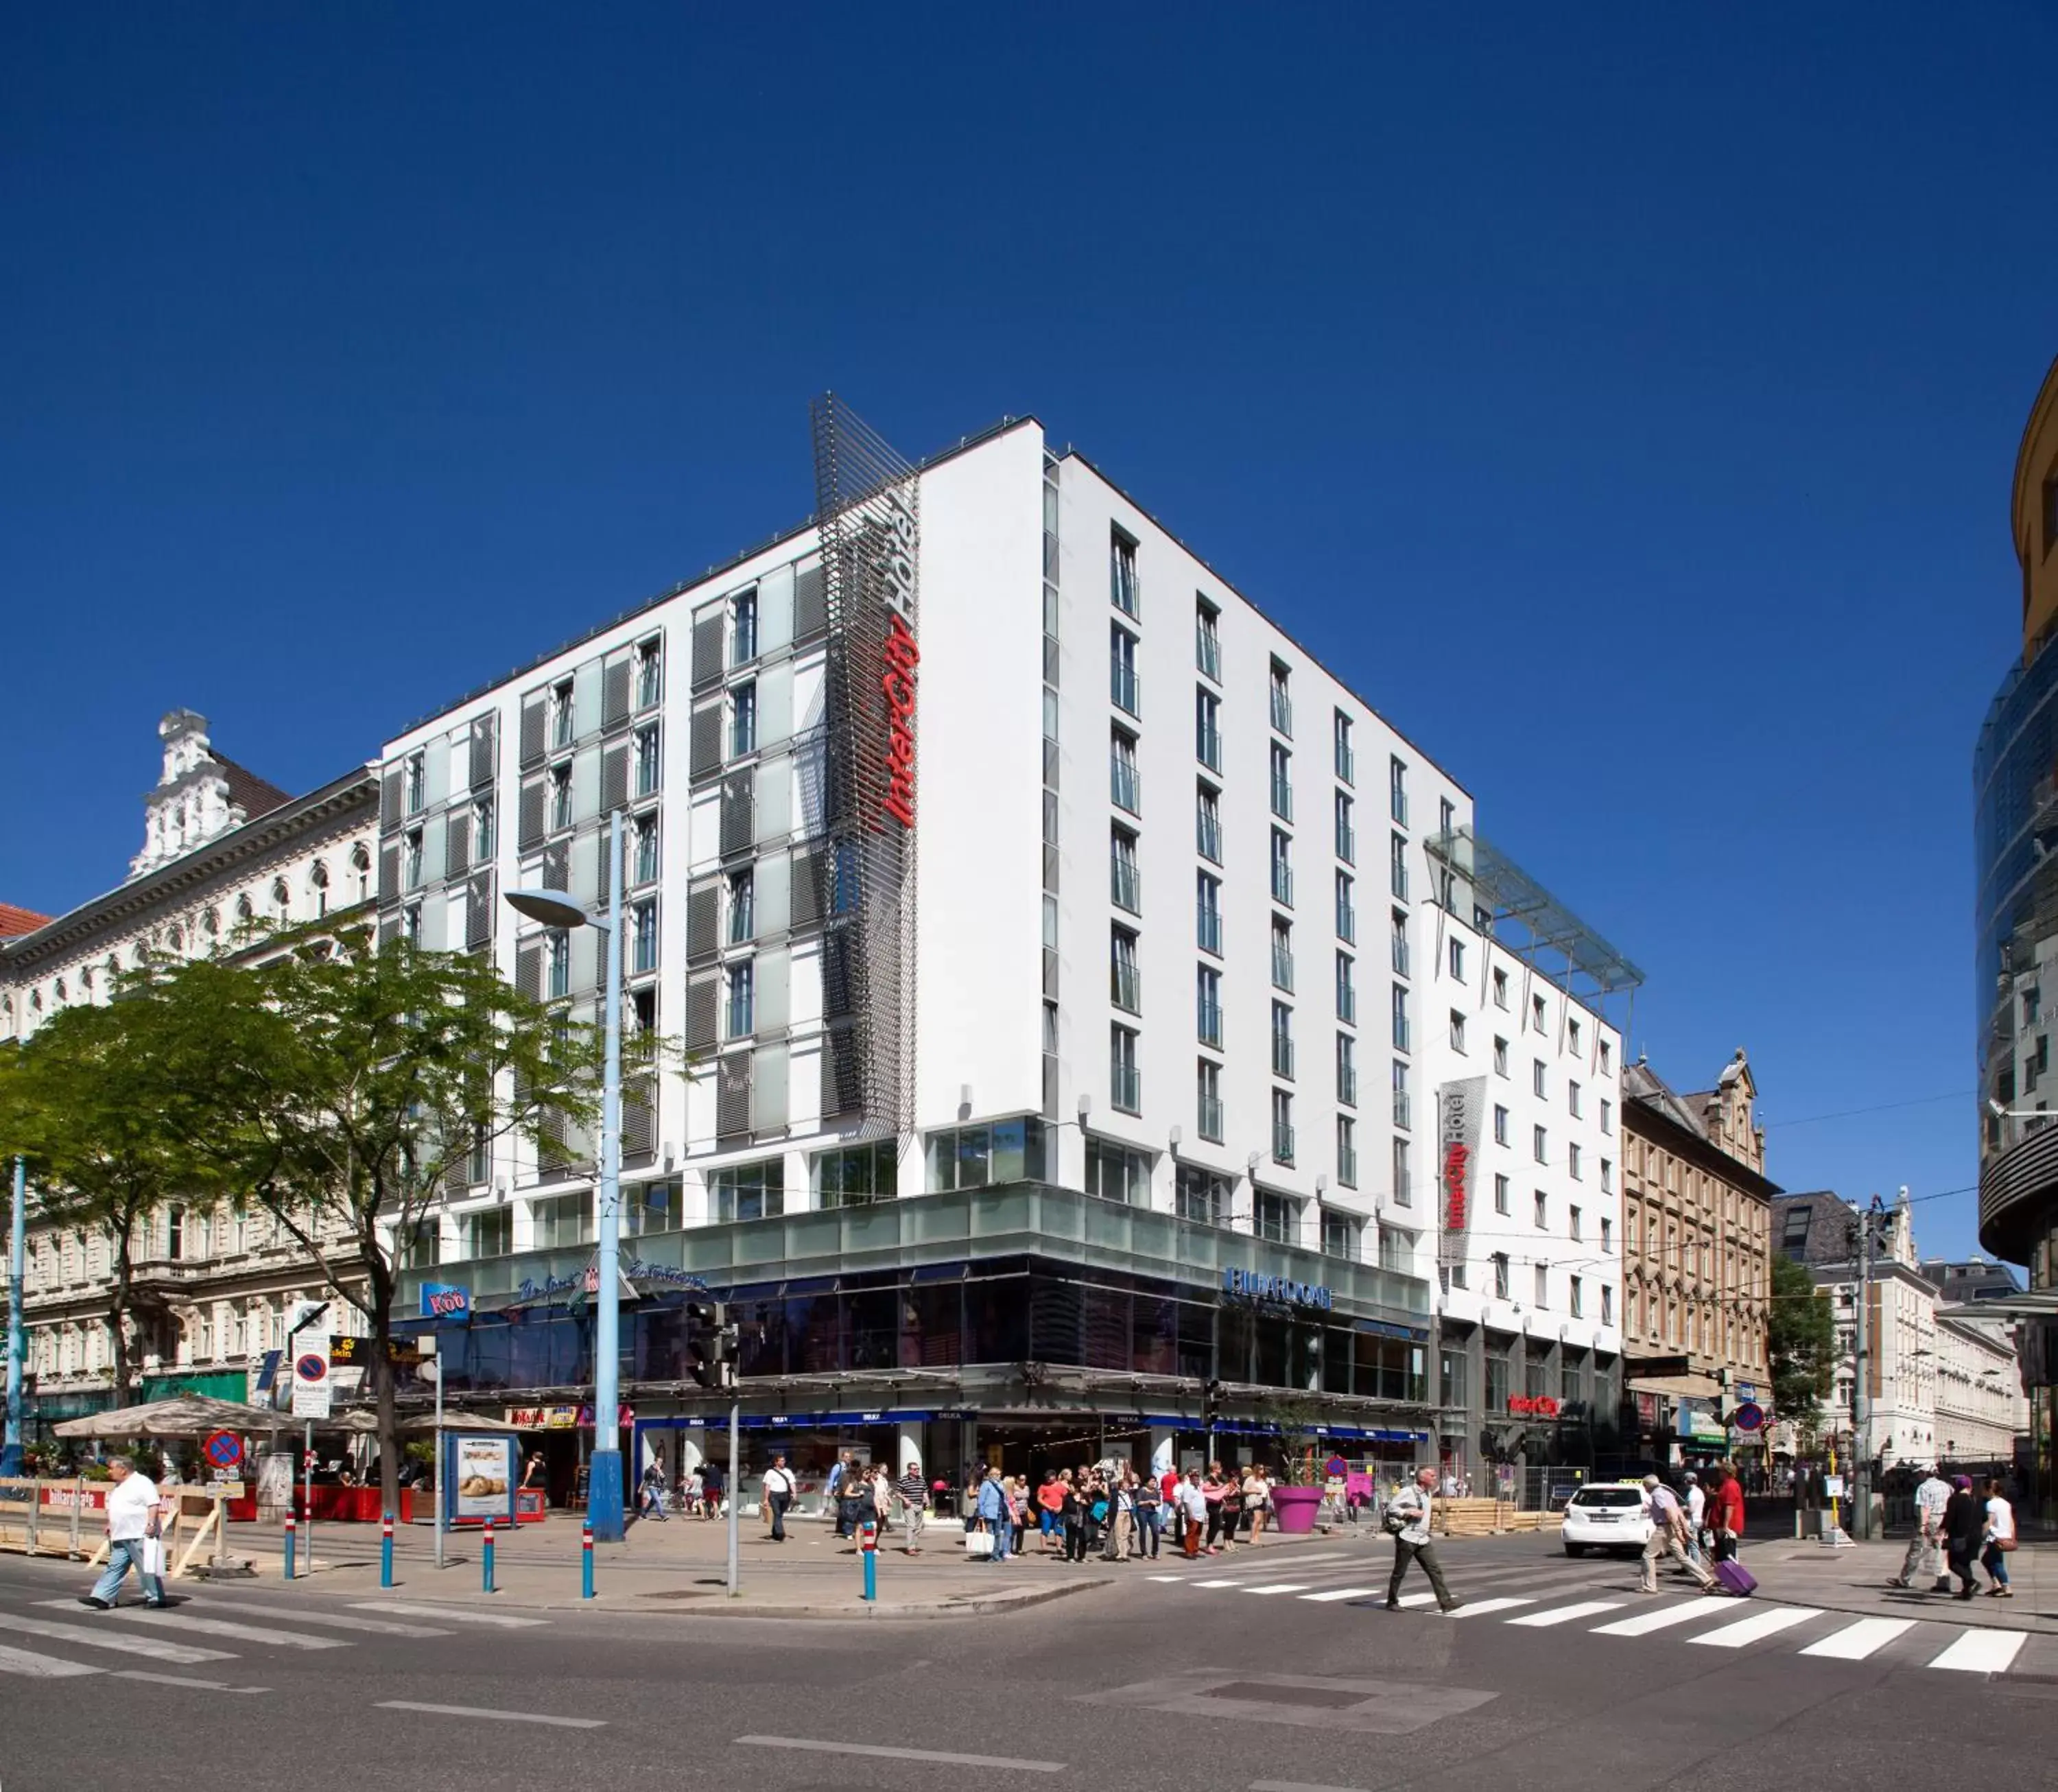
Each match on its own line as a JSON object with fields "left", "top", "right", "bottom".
{"left": 1, "top": 1156, "right": 26, "bottom": 1476}
{"left": 505, "top": 808, "right": 626, "bottom": 1541}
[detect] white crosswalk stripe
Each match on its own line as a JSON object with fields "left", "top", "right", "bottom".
{"left": 1927, "top": 1628, "right": 2026, "bottom": 1674}
{"left": 0, "top": 1641, "right": 104, "bottom": 1678}
{"left": 188, "top": 1599, "right": 451, "bottom": 1637}
{"left": 0, "top": 1614, "right": 235, "bottom": 1664}
{"left": 1393, "top": 1592, "right": 1441, "bottom": 1608}
{"left": 1690, "top": 1605, "right": 1819, "bottom": 1649}
{"left": 1445, "top": 1596, "right": 1537, "bottom": 1618}
{"left": 1299, "top": 1588, "right": 1384, "bottom": 1603}
{"left": 36, "top": 1602, "right": 348, "bottom": 1650}
{"left": 1506, "top": 1600, "right": 1624, "bottom": 1627}
{"left": 1243, "top": 1585, "right": 1312, "bottom": 1596}
{"left": 1589, "top": 1599, "right": 1735, "bottom": 1638}
{"left": 1799, "top": 1618, "right": 1917, "bottom": 1660}
{"left": 350, "top": 1602, "right": 545, "bottom": 1627}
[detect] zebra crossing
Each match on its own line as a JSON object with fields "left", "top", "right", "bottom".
{"left": 0, "top": 1592, "right": 546, "bottom": 1689}
{"left": 1138, "top": 1548, "right": 2037, "bottom": 1678}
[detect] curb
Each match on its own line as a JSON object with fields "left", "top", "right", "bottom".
{"left": 318, "top": 1575, "right": 1113, "bottom": 1620}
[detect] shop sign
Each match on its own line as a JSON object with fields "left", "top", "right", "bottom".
{"left": 504, "top": 1402, "right": 635, "bottom": 1430}
{"left": 878, "top": 607, "right": 919, "bottom": 831}
{"left": 622, "top": 1259, "right": 707, "bottom": 1290}
{"left": 1222, "top": 1266, "right": 1334, "bottom": 1310}
{"left": 421, "top": 1282, "right": 471, "bottom": 1319}
{"left": 1506, "top": 1395, "right": 1561, "bottom": 1418}
{"left": 1437, "top": 1077, "right": 1487, "bottom": 1274}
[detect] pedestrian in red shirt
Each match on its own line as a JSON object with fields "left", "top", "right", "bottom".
{"left": 1710, "top": 1465, "right": 1747, "bottom": 1564}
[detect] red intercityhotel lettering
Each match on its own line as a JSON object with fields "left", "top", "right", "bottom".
{"left": 1442, "top": 1140, "right": 1470, "bottom": 1231}
{"left": 878, "top": 609, "right": 919, "bottom": 830}
{"left": 1506, "top": 1395, "right": 1561, "bottom": 1419}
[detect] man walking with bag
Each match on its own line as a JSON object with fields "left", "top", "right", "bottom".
{"left": 761, "top": 1454, "right": 796, "bottom": 1542}
{"left": 1639, "top": 1474, "right": 1716, "bottom": 1594}
{"left": 1386, "top": 1466, "right": 1461, "bottom": 1613}
{"left": 1887, "top": 1465, "right": 1954, "bottom": 1592}
{"left": 79, "top": 1456, "right": 172, "bottom": 1610}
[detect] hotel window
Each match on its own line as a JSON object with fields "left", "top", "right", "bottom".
{"left": 545, "top": 932, "right": 569, "bottom": 998}
{"left": 728, "top": 680, "right": 756, "bottom": 760}
{"left": 1196, "top": 781, "right": 1222, "bottom": 862}
{"left": 1389, "top": 830, "right": 1408, "bottom": 901}
{"left": 731, "top": 587, "right": 758, "bottom": 665}
{"left": 1600, "top": 1157, "right": 1613, "bottom": 1194}
{"left": 475, "top": 794, "right": 497, "bottom": 862}
{"left": 550, "top": 679, "right": 574, "bottom": 748}
{"left": 1568, "top": 1142, "right": 1583, "bottom": 1181}
{"left": 1336, "top": 1120, "right": 1358, "bottom": 1192}
{"left": 1600, "top": 1214, "right": 1613, "bottom": 1252}
{"left": 1334, "top": 790, "right": 1356, "bottom": 866}
{"left": 1494, "top": 1172, "right": 1511, "bottom": 1215}
{"left": 1493, "top": 1036, "right": 1509, "bottom": 1077}
{"left": 1111, "top": 622, "right": 1140, "bottom": 717}
{"left": 1111, "top": 1024, "right": 1141, "bottom": 1113}
{"left": 728, "top": 869, "right": 754, "bottom": 943}
{"left": 1334, "top": 710, "right": 1355, "bottom": 785}
{"left": 1533, "top": 1124, "right": 1548, "bottom": 1164}
{"left": 928, "top": 1118, "right": 1050, "bottom": 1192}
{"left": 1197, "top": 1060, "right": 1224, "bottom": 1143}
{"left": 1535, "top": 1265, "right": 1549, "bottom": 1310}
{"left": 405, "top": 752, "right": 426, "bottom": 815}
{"left": 1532, "top": 992, "right": 1548, "bottom": 1035}
{"left": 1600, "top": 1097, "right": 1613, "bottom": 1135}
{"left": 711, "top": 1158, "right": 784, "bottom": 1223}
{"left": 1391, "top": 1133, "right": 1412, "bottom": 1205}
{"left": 403, "top": 828, "right": 424, "bottom": 890}
{"left": 1178, "top": 1162, "right": 1229, "bottom": 1225}
{"left": 631, "top": 900, "right": 659, "bottom": 975}
{"left": 1449, "top": 1009, "right": 1466, "bottom": 1053}
{"left": 531, "top": 1190, "right": 595, "bottom": 1249}
{"left": 624, "top": 1180, "right": 681, "bottom": 1236}
{"left": 1270, "top": 827, "right": 1294, "bottom": 906}
{"left": 1111, "top": 526, "right": 1139, "bottom": 618}
{"left": 1196, "top": 871, "right": 1222, "bottom": 954}
{"left": 1271, "top": 1089, "right": 1294, "bottom": 1164}
{"left": 1492, "top": 967, "right": 1509, "bottom": 1009}
{"left": 1533, "top": 1059, "right": 1546, "bottom": 1098}
{"left": 1492, "top": 1253, "right": 1510, "bottom": 1301}
{"left": 1570, "top": 1276, "right": 1584, "bottom": 1319}
{"left": 1388, "top": 755, "right": 1407, "bottom": 827}
{"left": 1535, "top": 1188, "right": 1548, "bottom": 1229}
{"left": 1269, "top": 741, "right": 1292, "bottom": 821}
{"left": 1195, "top": 599, "right": 1221, "bottom": 680}
{"left": 1322, "top": 1203, "right": 1358, "bottom": 1257}
{"left": 1197, "top": 965, "right": 1222, "bottom": 1047}
{"left": 725, "top": 960, "right": 755, "bottom": 1037}
{"left": 1392, "top": 984, "right": 1410, "bottom": 1054}
{"left": 634, "top": 814, "right": 659, "bottom": 885}
{"left": 1335, "top": 951, "right": 1356, "bottom": 1025}
{"left": 1111, "top": 926, "right": 1141, "bottom": 1014}
{"left": 1271, "top": 1000, "right": 1294, "bottom": 1080}
{"left": 1391, "top": 908, "right": 1409, "bottom": 978}
{"left": 1600, "top": 1285, "right": 1613, "bottom": 1327}
{"left": 1334, "top": 870, "right": 1356, "bottom": 943}
{"left": 1493, "top": 1103, "right": 1509, "bottom": 1146}
{"left": 1568, "top": 1017, "right": 1582, "bottom": 1055}
{"left": 1448, "top": 936, "right": 1465, "bottom": 982}
{"left": 635, "top": 723, "right": 663, "bottom": 799}
{"left": 1570, "top": 1203, "right": 1583, "bottom": 1241}
{"left": 1255, "top": 1188, "right": 1295, "bottom": 1245}
{"left": 1568, "top": 1079, "right": 1583, "bottom": 1119}
{"left": 1196, "top": 688, "right": 1222, "bottom": 771}
{"left": 1439, "top": 797, "right": 1456, "bottom": 835}
{"left": 1085, "top": 1137, "right": 1152, "bottom": 1207}
{"left": 1271, "top": 917, "right": 1294, "bottom": 991}
{"left": 1112, "top": 826, "right": 1142, "bottom": 914}
{"left": 1598, "top": 1039, "right": 1613, "bottom": 1075}
{"left": 1391, "top": 1058, "right": 1410, "bottom": 1129}
{"left": 461, "top": 1207, "right": 513, "bottom": 1262}
{"left": 1111, "top": 729, "right": 1141, "bottom": 814}
{"left": 637, "top": 637, "right": 663, "bottom": 708}
{"left": 1268, "top": 659, "right": 1293, "bottom": 738}
{"left": 1337, "top": 1032, "right": 1358, "bottom": 1105}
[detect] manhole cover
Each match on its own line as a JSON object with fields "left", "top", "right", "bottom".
{"left": 1203, "top": 1682, "right": 1367, "bottom": 1709}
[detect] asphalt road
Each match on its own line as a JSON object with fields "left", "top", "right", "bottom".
{"left": 3, "top": 1534, "right": 2053, "bottom": 1792}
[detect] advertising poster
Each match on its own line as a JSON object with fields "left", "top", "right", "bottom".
{"left": 447, "top": 1435, "right": 516, "bottom": 1523}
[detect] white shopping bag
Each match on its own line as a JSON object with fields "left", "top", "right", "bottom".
{"left": 965, "top": 1528, "right": 995, "bottom": 1558}
{"left": 141, "top": 1535, "right": 167, "bottom": 1579}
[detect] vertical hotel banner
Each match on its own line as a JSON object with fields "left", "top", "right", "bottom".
{"left": 1437, "top": 1078, "right": 1487, "bottom": 1274}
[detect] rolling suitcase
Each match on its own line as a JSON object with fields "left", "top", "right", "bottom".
{"left": 1712, "top": 1557, "right": 1757, "bottom": 1597}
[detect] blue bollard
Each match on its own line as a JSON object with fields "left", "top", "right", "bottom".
{"left": 482, "top": 1519, "right": 496, "bottom": 1594}
{"left": 284, "top": 1513, "right": 297, "bottom": 1581}
{"left": 861, "top": 1520, "right": 877, "bottom": 1601}
{"left": 381, "top": 1513, "right": 394, "bottom": 1588}
{"left": 581, "top": 1526, "right": 595, "bottom": 1600}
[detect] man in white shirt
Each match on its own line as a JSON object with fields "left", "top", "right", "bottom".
{"left": 1640, "top": 1475, "right": 1716, "bottom": 1594}
{"left": 1887, "top": 1468, "right": 1954, "bottom": 1592}
{"left": 1386, "top": 1467, "right": 1461, "bottom": 1613}
{"left": 80, "top": 1456, "right": 171, "bottom": 1610}
{"left": 760, "top": 1454, "right": 796, "bottom": 1542}
{"left": 1683, "top": 1472, "right": 1707, "bottom": 1567}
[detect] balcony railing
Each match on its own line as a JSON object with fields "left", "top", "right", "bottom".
{"left": 1271, "top": 862, "right": 1294, "bottom": 908}
{"left": 725, "top": 999, "right": 754, "bottom": 1038}
{"left": 1111, "top": 760, "right": 1140, "bottom": 814}
{"left": 1336, "top": 985, "right": 1356, "bottom": 1026}
{"left": 1196, "top": 906, "right": 1222, "bottom": 955}
{"left": 1391, "top": 862, "right": 1409, "bottom": 902}
{"left": 1270, "top": 775, "right": 1292, "bottom": 823}
{"left": 1198, "top": 1093, "right": 1225, "bottom": 1142}
{"left": 1393, "top": 1090, "right": 1412, "bottom": 1131}
{"left": 1337, "top": 903, "right": 1356, "bottom": 945}
{"left": 1338, "top": 1065, "right": 1358, "bottom": 1107}
{"left": 1336, "top": 741, "right": 1355, "bottom": 786}
{"left": 1111, "top": 963, "right": 1142, "bottom": 1014}
{"left": 1111, "top": 661, "right": 1140, "bottom": 718}
{"left": 1391, "top": 934, "right": 1410, "bottom": 977}
{"left": 1272, "top": 945, "right": 1294, "bottom": 991}
{"left": 1272, "top": 1033, "right": 1295, "bottom": 1080}
{"left": 1339, "top": 1144, "right": 1358, "bottom": 1188}
{"left": 1112, "top": 1060, "right": 1142, "bottom": 1114}
{"left": 1197, "top": 725, "right": 1222, "bottom": 773}
{"left": 1198, "top": 999, "right": 1222, "bottom": 1048}
{"left": 1196, "top": 626, "right": 1220, "bottom": 681}
{"left": 1112, "top": 556, "right": 1139, "bottom": 619}
{"left": 1393, "top": 1015, "right": 1411, "bottom": 1054}
{"left": 1111, "top": 859, "right": 1142, "bottom": 914}
{"left": 1338, "top": 823, "right": 1356, "bottom": 866}
{"left": 1270, "top": 689, "right": 1294, "bottom": 738}
{"left": 1197, "top": 810, "right": 1222, "bottom": 863}
{"left": 1273, "top": 1121, "right": 1296, "bottom": 1164}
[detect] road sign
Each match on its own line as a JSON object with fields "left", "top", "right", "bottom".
{"left": 202, "top": 1429, "right": 244, "bottom": 1472}
{"left": 1731, "top": 1401, "right": 1766, "bottom": 1434}
{"left": 292, "top": 1336, "right": 332, "bottom": 1418}
{"left": 1323, "top": 1454, "right": 1349, "bottom": 1480}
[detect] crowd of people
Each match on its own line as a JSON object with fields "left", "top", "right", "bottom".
{"left": 1885, "top": 1469, "right": 2017, "bottom": 1600}
{"left": 955, "top": 1460, "right": 1303, "bottom": 1563}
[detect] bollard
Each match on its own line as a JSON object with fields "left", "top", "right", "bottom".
{"left": 860, "top": 1518, "right": 877, "bottom": 1601}
{"left": 482, "top": 1518, "right": 496, "bottom": 1594}
{"left": 284, "top": 1512, "right": 297, "bottom": 1581}
{"left": 581, "top": 1525, "right": 595, "bottom": 1600}
{"left": 381, "top": 1512, "right": 394, "bottom": 1588}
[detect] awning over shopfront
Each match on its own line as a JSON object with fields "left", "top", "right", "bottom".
{"left": 1626, "top": 1372, "right": 1721, "bottom": 1400}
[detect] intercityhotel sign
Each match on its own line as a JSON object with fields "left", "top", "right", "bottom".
{"left": 874, "top": 488, "right": 919, "bottom": 832}
{"left": 1438, "top": 1077, "right": 1487, "bottom": 1274}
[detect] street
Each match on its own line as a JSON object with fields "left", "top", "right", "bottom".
{"left": 3, "top": 1530, "right": 2053, "bottom": 1791}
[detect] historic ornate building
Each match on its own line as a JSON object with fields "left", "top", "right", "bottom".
{"left": 0, "top": 711, "right": 378, "bottom": 1434}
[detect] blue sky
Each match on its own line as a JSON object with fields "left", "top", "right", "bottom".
{"left": 5, "top": 5, "right": 2054, "bottom": 1258}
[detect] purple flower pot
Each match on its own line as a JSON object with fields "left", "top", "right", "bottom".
{"left": 1270, "top": 1485, "right": 1325, "bottom": 1534}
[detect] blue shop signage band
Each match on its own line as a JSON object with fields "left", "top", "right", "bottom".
{"left": 1222, "top": 1266, "right": 1334, "bottom": 1310}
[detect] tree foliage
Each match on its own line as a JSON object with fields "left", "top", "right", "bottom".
{"left": 1768, "top": 1249, "right": 1836, "bottom": 1446}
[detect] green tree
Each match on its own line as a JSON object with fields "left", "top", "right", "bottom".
{"left": 0, "top": 976, "right": 228, "bottom": 1401}
{"left": 1768, "top": 1249, "right": 1836, "bottom": 1448}
{"left": 169, "top": 927, "right": 609, "bottom": 1518}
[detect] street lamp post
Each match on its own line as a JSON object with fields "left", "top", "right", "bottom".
{"left": 2, "top": 1157, "right": 27, "bottom": 1476}
{"left": 506, "top": 808, "right": 626, "bottom": 1542}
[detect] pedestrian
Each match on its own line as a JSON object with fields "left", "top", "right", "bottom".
{"left": 1203, "top": 1462, "right": 1230, "bottom": 1553}
{"left": 1682, "top": 1472, "right": 1706, "bottom": 1568}
{"left": 1006, "top": 1475, "right": 1028, "bottom": 1556}
{"left": 827, "top": 1449, "right": 853, "bottom": 1538}
{"left": 638, "top": 1460, "right": 669, "bottom": 1521}
{"left": 975, "top": 1464, "right": 1011, "bottom": 1564}
{"left": 1638, "top": 1475, "right": 1716, "bottom": 1594}
{"left": 1942, "top": 1475, "right": 1984, "bottom": 1601}
{"left": 1134, "top": 1469, "right": 1161, "bottom": 1558}
{"left": 896, "top": 1458, "right": 928, "bottom": 1554}
{"left": 1384, "top": 1466, "right": 1460, "bottom": 1614}
{"left": 1710, "top": 1464, "right": 1746, "bottom": 1565}
{"left": 1982, "top": 1476, "right": 2015, "bottom": 1598}
{"left": 761, "top": 1453, "right": 796, "bottom": 1542}
{"left": 1887, "top": 1465, "right": 1954, "bottom": 1592}
{"left": 78, "top": 1455, "right": 172, "bottom": 1610}
{"left": 1036, "top": 1471, "right": 1065, "bottom": 1553}
{"left": 702, "top": 1461, "right": 724, "bottom": 1518}
{"left": 1244, "top": 1465, "right": 1273, "bottom": 1546}
{"left": 1178, "top": 1467, "right": 1208, "bottom": 1559}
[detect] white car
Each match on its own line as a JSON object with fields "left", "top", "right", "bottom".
{"left": 1561, "top": 1483, "right": 1653, "bottom": 1557}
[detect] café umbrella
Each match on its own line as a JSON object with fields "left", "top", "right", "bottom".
{"left": 52, "top": 1393, "right": 298, "bottom": 1439}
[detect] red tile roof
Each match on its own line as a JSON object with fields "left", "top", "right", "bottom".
{"left": 0, "top": 902, "right": 51, "bottom": 939}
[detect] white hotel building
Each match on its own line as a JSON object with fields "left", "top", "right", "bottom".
{"left": 378, "top": 403, "right": 1633, "bottom": 1499}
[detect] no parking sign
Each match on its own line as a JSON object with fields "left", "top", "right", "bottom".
{"left": 202, "top": 1428, "right": 244, "bottom": 1472}
{"left": 292, "top": 1336, "right": 332, "bottom": 1418}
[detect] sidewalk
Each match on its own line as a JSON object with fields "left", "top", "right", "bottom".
{"left": 215, "top": 1507, "right": 1140, "bottom": 1619}
{"left": 1724, "top": 1535, "right": 2055, "bottom": 1633}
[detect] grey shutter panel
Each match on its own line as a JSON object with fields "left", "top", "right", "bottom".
{"left": 602, "top": 655, "right": 632, "bottom": 735}
{"left": 378, "top": 912, "right": 401, "bottom": 950}
{"left": 447, "top": 814, "right": 471, "bottom": 878}
{"left": 519, "top": 695, "right": 547, "bottom": 768}
{"left": 602, "top": 744, "right": 628, "bottom": 813}
{"left": 750, "top": 1044, "right": 789, "bottom": 1133}
{"left": 716, "top": 1054, "right": 752, "bottom": 1142}
{"left": 686, "top": 882, "right": 720, "bottom": 963}
{"left": 683, "top": 973, "right": 718, "bottom": 1054}
{"left": 821, "top": 928, "right": 853, "bottom": 1017}
{"left": 689, "top": 704, "right": 724, "bottom": 782}
{"left": 380, "top": 769, "right": 403, "bottom": 828}
{"left": 515, "top": 943, "right": 542, "bottom": 1000}
{"left": 691, "top": 608, "right": 725, "bottom": 690}
{"left": 794, "top": 563, "right": 827, "bottom": 643}
{"left": 595, "top": 830, "right": 613, "bottom": 911}
{"left": 471, "top": 714, "right": 497, "bottom": 788}
{"left": 379, "top": 845, "right": 401, "bottom": 904}
{"left": 519, "top": 778, "right": 545, "bottom": 850}
{"left": 466, "top": 873, "right": 495, "bottom": 949}
{"left": 622, "top": 1078, "right": 656, "bottom": 1168}
{"left": 789, "top": 847, "right": 822, "bottom": 930}
{"left": 720, "top": 772, "right": 755, "bottom": 859}
{"left": 543, "top": 840, "right": 569, "bottom": 891}
{"left": 825, "top": 1026, "right": 862, "bottom": 1116}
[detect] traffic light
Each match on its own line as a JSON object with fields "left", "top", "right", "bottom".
{"left": 1202, "top": 1377, "right": 1225, "bottom": 1433}
{"left": 686, "top": 1301, "right": 737, "bottom": 1391}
